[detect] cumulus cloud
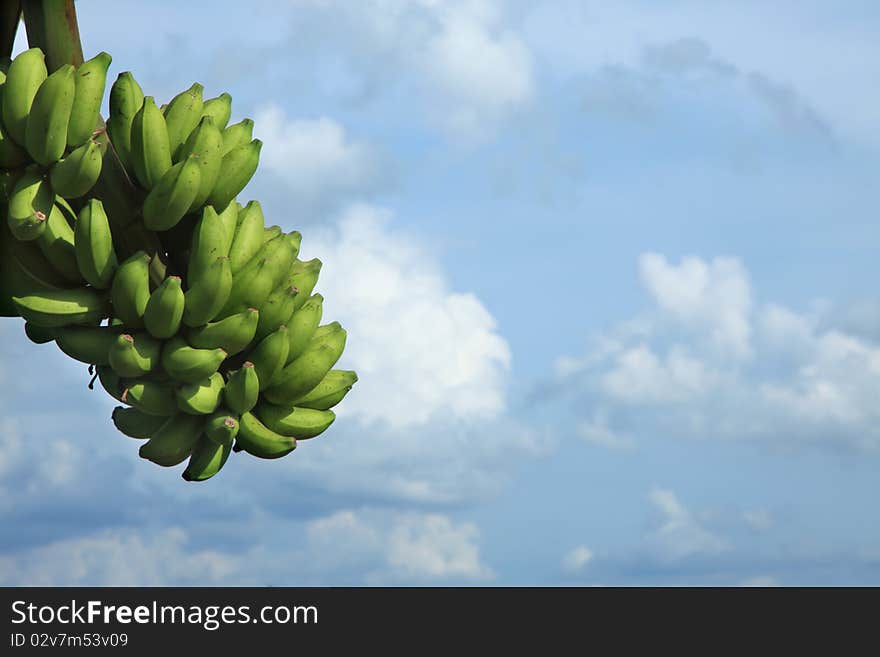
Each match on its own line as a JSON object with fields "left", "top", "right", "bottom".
{"left": 553, "top": 253, "right": 880, "bottom": 452}
{"left": 255, "top": 104, "right": 383, "bottom": 207}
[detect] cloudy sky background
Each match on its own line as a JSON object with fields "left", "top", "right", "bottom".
{"left": 2, "top": 0, "right": 880, "bottom": 585}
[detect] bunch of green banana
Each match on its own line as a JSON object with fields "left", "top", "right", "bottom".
{"left": 1, "top": 47, "right": 356, "bottom": 484}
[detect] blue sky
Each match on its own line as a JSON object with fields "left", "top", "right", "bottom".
{"left": 2, "top": 0, "right": 880, "bottom": 585}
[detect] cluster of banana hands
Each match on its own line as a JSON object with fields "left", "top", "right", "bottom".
{"left": 0, "top": 48, "right": 357, "bottom": 482}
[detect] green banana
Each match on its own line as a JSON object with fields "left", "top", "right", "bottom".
{"left": 204, "top": 411, "right": 239, "bottom": 446}
{"left": 163, "top": 82, "right": 203, "bottom": 159}
{"left": 187, "top": 307, "right": 258, "bottom": 355}
{"left": 122, "top": 379, "right": 178, "bottom": 416}
{"left": 8, "top": 243, "right": 66, "bottom": 291}
{"left": 228, "top": 200, "right": 264, "bottom": 273}
{"left": 220, "top": 118, "right": 253, "bottom": 155}
{"left": 142, "top": 155, "right": 201, "bottom": 231}
{"left": 216, "top": 201, "right": 238, "bottom": 255}
{"left": 161, "top": 337, "right": 227, "bottom": 384}
{"left": 54, "top": 324, "right": 121, "bottom": 365}
{"left": 13, "top": 287, "right": 107, "bottom": 328}
{"left": 263, "top": 225, "right": 282, "bottom": 243}
{"left": 247, "top": 326, "right": 289, "bottom": 390}
{"left": 74, "top": 199, "right": 117, "bottom": 289}
{"left": 183, "top": 436, "right": 231, "bottom": 481}
{"left": 219, "top": 235, "right": 295, "bottom": 318}
{"left": 177, "top": 115, "right": 223, "bottom": 209}
{"left": 67, "top": 51, "right": 112, "bottom": 148}
{"left": 139, "top": 414, "right": 203, "bottom": 467}
{"left": 292, "top": 369, "right": 358, "bottom": 410}
{"left": 24, "top": 322, "right": 55, "bottom": 344}
{"left": 108, "top": 333, "right": 161, "bottom": 377}
{"left": 36, "top": 204, "right": 82, "bottom": 284}
{"left": 97, "top": 365, "right": 126, "bottom": 403}
{"left": 176, "top": 371, "right": 225, "bottom": 415}
{"left": 109, "top": 251, "right": 151, "bottom": 327}
{"left": 286, "top": 231, "right": 303, "bottom": 259}
{"left": 182, "top": 256, "right": 232, "bottom": 327}
{"left": 286, "top": 294, "right": 323, "bottom": 362}
{"left": 7, "top": 166, "right": 52, "bottom": 241}
{"left": 202, "top": 92, "right": 231, "bottom": 130}
{"left": 1, "top": 48, "right": 47, "bottom": 146}
{"left": 287, "top": 258, "right": 322, "bottom": 312}
{"left": 106, "top": 71, "right": 144, "bottom": 175}
{"left": 224, "top": 361, "right": 259, "bottom": 414}
{"left": 234, "top": 412, "right": 296, "bottom": 459}
{"left": 112, "top": 406, "right": 167, "bottom": 439}
{"left": 130, "top": 95, "right": 172, "bottom": 189}
{"left": 264, "top": 325, "right": 347, "bottom": 404}
{"left": 206, "top": 139, "right": 262, "bottom": 211}
{"left": 0, "top": 69, "right": 28, "bottom": 167}
{"left": 49, "top": 140, "right": 103, "bottom": 198}
{"left": 255, "top": 403, "right": 335, "bottom": 439}
{"left": 143, "top": 275, "right": 185, "bottom": 339}
{"left": 25, "top": 64, "right": 76, "bottom": 165}
{"left": 187, "top": 206, "right": 228, "bottom": 283}
{"left": 255, "top": 285, "right": 298, "bottom": 342}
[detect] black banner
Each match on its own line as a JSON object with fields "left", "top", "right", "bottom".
{"left": 0, "top": 587, "right": 870, "bottom": 649}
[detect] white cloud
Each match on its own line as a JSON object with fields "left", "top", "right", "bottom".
{"left": 255, "top": 104, "right": 381, "bottom": 205}
{"left": 0, "top": 528, "right": 238, "bottom": 586}
{"left": 555, "top": 253, "right": 880, "bottom": 451}
{"left": 639, "top": 253, "right": 752, "bottom": 359}
{"left": 577, "top": 412, "right": 632, "bottom": 450}
{"left": 743, "top": 509, "right": 773, "bottom": 532}
{"left": 647, "top": 488, "right": 726, "bottom": 560}
{"left": 562, "top": 545, "right": 593, "bottom": 573}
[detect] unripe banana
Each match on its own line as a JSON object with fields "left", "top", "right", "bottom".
{"left": 110, "top": 251, "right": 151, "bottom": 328}
{"left": 143, "top": 275, "right": 185, "bottom": 339}
{"left": 54, "top": 324, "right": 121, "bottom": 366}
{"left": 13, "top": 287, "right": 107, "bottom": 328}
{"left": 220, "top": 118, "right": 253, "bottom": 155}
{"left": 139, "top": 414, "right": 203, "bottom": 467}
{"left": 142, "top": 155, "right": 201, "bottom": 231}
{"left": 202, "top": 92, "right": 232, "bottom": 130}
{"left": 224, "top": 361, "right": 259, "bottom": 414}
{"left": 0, "top": 69, "right": 28, "bottom": 167}
{"left": 206, "top": 139, "right": 262, "bottom": 211}
{"left": 220, "top": 236, "right": 295, "bottom": 318}
{"left": 263, "top": 225, "right": 282, "bottom": 243}
{"left": 176, "top": 371, "right": 225, "bottom": 415}
{"left": 36, "top": 204, "right": 82, "bottom": 284}
{"left": 97, "top": 365, "right": 126, "bottom": 403}
{"left": 122, "top": 379, "right": 177, "bottom": 416}
{"left": 25, "top": 64, "right": 76, "bottom": 165}
{"left": 24, "top": 322, "right": 55, "bottom": 344}
{"left": 188, "top": 206, "right": 228, "bottom": 283}
{"left": 49, "top": 140, "right": 103, "bottom": 198}
{"left": 292, "top": 369, "right": 358, "bottom": 410}
{"left": 130, "top": 96, "right": 172, "bottom": 189}
{"left": 234, "top": 412, "right": 296, "bottom": 459}
{"left": 1, "top": 48, "right": 47, "bottom": 146}
{"left": 177, "top": 115, "right": 223, "bottom": 209}
{"left": 164, "top": 82, "right": 203, "bottom": 159}
{"left": 187, "top": 307, "right": 258, "bottom": 355}
{"left": 182, "top": 256, "right": 232, "bottom": 327}
{"left": 161, "top": 337, "right": 227, "bottom": 384}
{"left": 228, "top": 200, "right": 264, "bottom": 273}
{"left": 286, "top": 231, "right": 303, "bottom": 260}
{"left": 286, "top": 294, "right": 323, "bottom": 363}
{"left": 112, "top": 406, "right": 167, "bottom": 439}
{"left": 74, "top": 199, "right": 117, "bottom": 289}
{"left": 264, "top": 326, "right": 347, "bottom": 404}
{"left": 255, "top": 285, "right": 298, "bottom": 342}
{"left": 7, "top": 166, "right": 52, "bottom": 241}
{"left": 216, "top": 201, "right": 238, "bottom": 255}
{"left": 205, "top": 411, "right": 239, "bottom": 446}
{"left": 67, "top": 51, "right": 112, "bottom": 148}
{"left": 108, "top": 333, "right": 161, "bottom": 377}
{"left": 107, "top": 71, "right": 144, "bottom": 174}
{"left": 286, "top": 259, "right": 322, "bottom": 313}
{"left": 8, "top": 239, "right": 67, "bottom": 290}
{"left": 255, "top": 404, "right": 336, "bottom": 439}
{"left": 247, "top": 326, "right": 289, "bottom": 390}
{"left": 183, "top": 436, "right": 231, "bottom": 481}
